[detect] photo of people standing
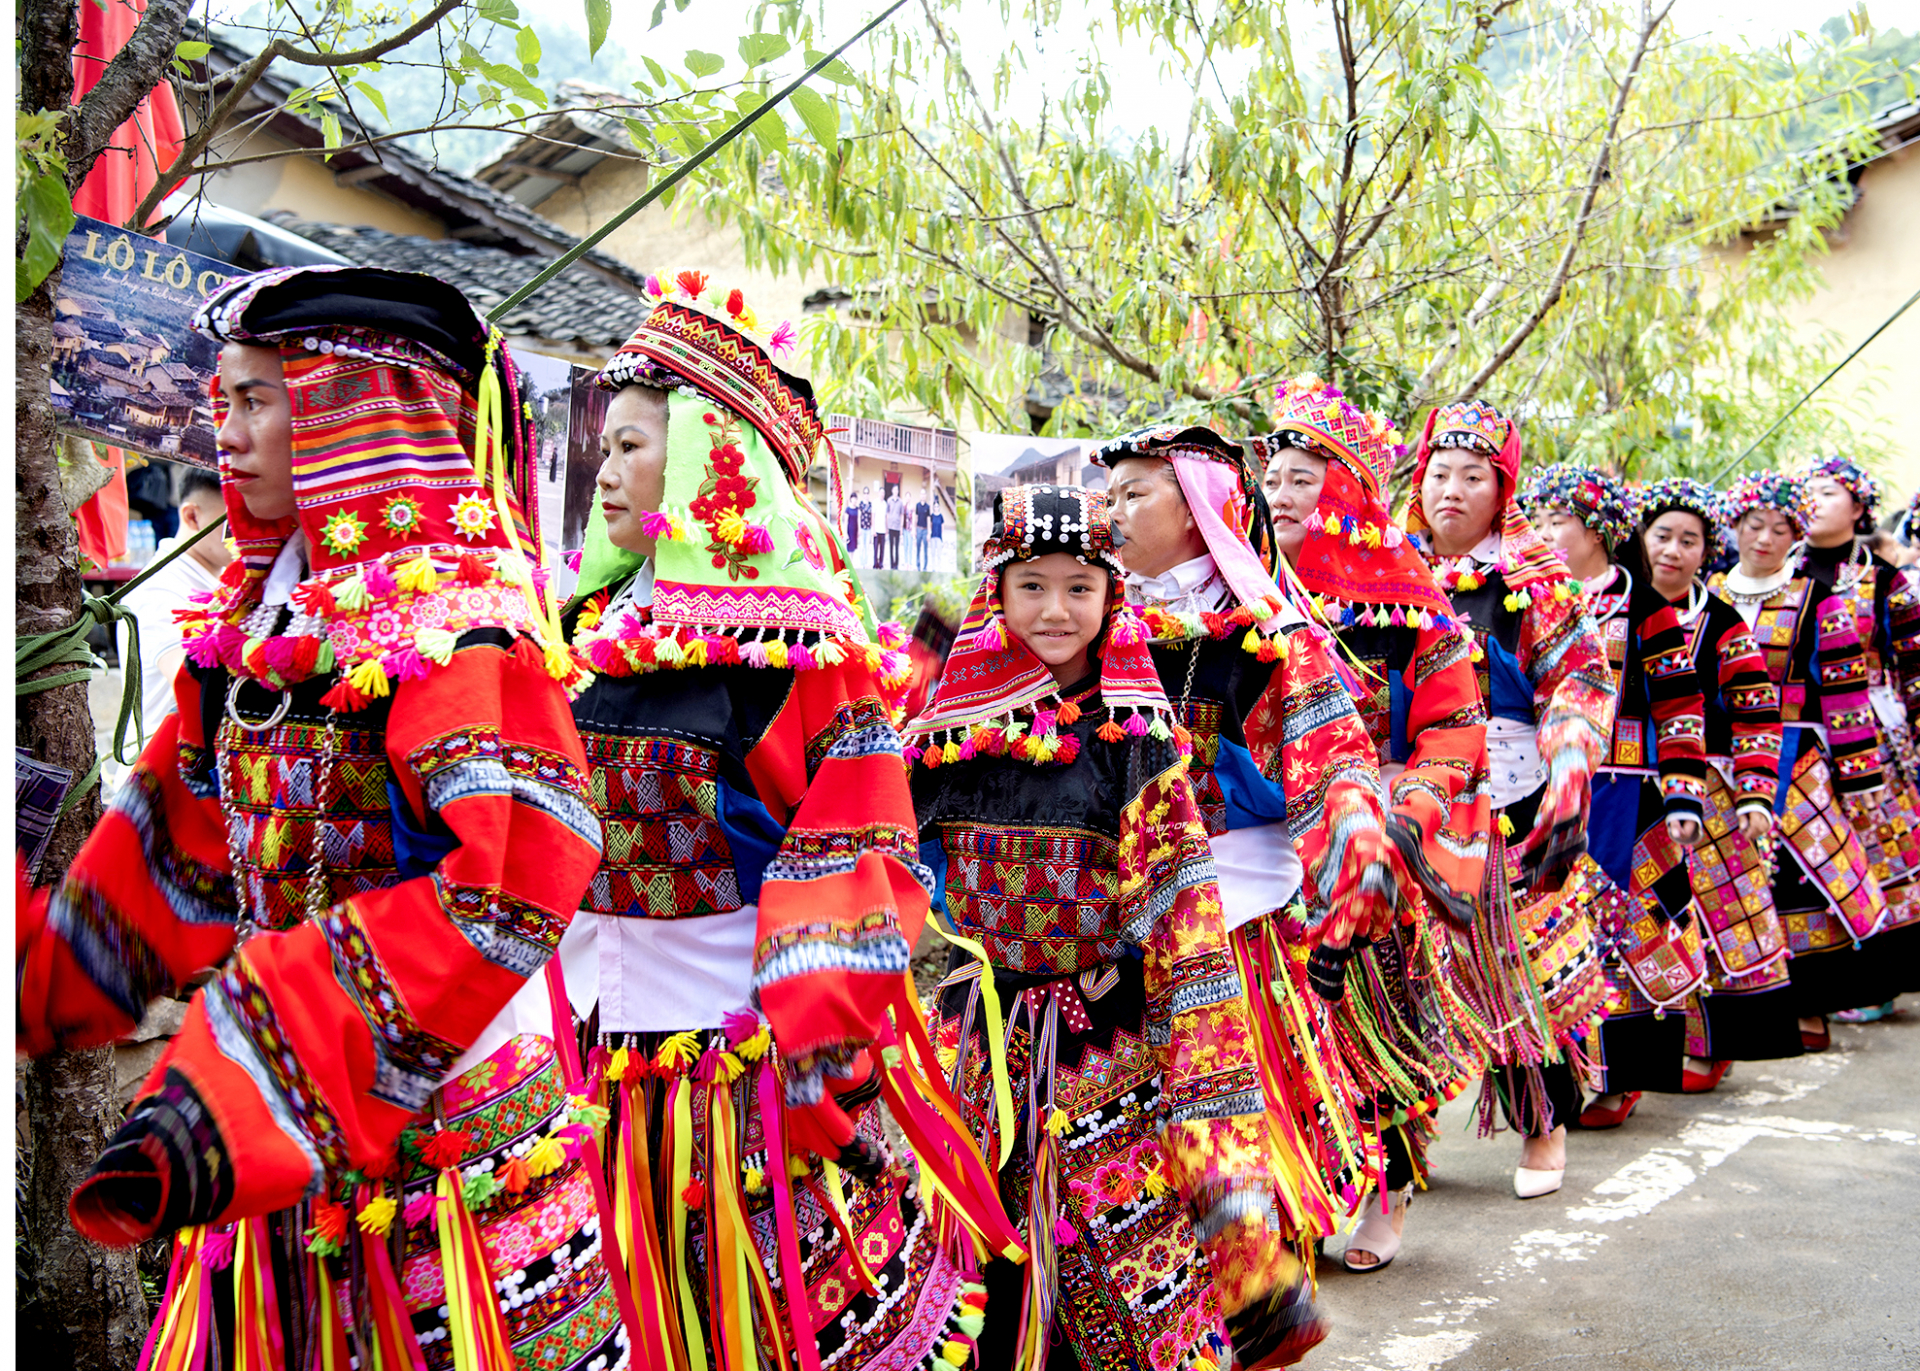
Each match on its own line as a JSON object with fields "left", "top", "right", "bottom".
{"left": 828, "top": 412, "right": 961, "bottom": 575}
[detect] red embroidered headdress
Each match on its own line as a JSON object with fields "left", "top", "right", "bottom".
{"left": 181, "top": 265, "right": 572, "bottom": 708}
{"left": 903, "top": 485, "right": 1177, "bottom": 766}
{"left": 1258, "top": 374, "right": 1454, "bottom": 631}
{"left": 1407, "top": 399, "right": 1569, "bottom": 601}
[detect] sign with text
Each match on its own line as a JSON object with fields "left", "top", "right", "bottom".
{"left": 50, "top": 217, "right": 238, "bottom": 467}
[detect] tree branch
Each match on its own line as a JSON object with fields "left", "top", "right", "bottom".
{"left": 1454, "top": 0, "right": 1675, "bottom": 400}
{"left": 126, "top": 0, "right": 468, "bottom": 231}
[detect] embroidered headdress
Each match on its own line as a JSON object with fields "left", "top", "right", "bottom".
{"left": 182, "top": 265, "right": 571, "bottom": 709}
{"left": 1406, "top": 399, "right": 1572, "bottom": 603}
{"left": 1800, "top": 454, "right": 1882, "bottom": 534}
{"left": 1088, "top": 422, "right": 1293, "bottom": 643}
{"left": 903, "top": 485, "right": 1175, "bottom": 767}
{"left": 569, "top": 281, "right": 909, "bottom": 693}
{"left": 1635, "top": 476, "right": 1718, "bottom": 533}
{"left": 1518, "top": 463, "right": 1639, "bottom": 552}
{"left": 1716, "top": 471, "right": 1810, "bottom": 536}
{"left": 1257, "top": 374, "right": 1454, "bottom": 631}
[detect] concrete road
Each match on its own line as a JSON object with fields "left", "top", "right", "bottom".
{"left": 1311, "top": 1011, "right": 1919, "bottom": 1371}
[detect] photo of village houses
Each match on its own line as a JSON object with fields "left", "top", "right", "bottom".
{"left": 826, "top": 412, "right": 962, "bottom": 578}
{"left": 967, "top": 433, "right": 1106, "bottom": 569}
{"left": 50, "top": 217, "right": 236, "bottom": 467}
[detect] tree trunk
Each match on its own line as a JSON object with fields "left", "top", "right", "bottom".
{"left": 16, "top": 0, "right": 150, "bottom": 1364}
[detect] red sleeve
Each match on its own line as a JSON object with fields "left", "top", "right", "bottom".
{"left": 1713, "top": 614, "right": 1781, "bottom": 808}
{"left": 1639, "top": 602, "right": 1708, "bottom": 818}
{"left": 66, "top": 642, "right": 603, "bottom": 1241}
{"left": 1390, "top": 621, "right": 1489, "bottom": 912}
{"left": 18, "top": 671, "right": 235, "bottom": 1055}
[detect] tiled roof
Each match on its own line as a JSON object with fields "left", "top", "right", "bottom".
{"left": 260, "top": 212, "right": 641, "bottom": 352}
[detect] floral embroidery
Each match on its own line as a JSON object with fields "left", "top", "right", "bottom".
{"left": 689, "top": 411, "right": 767, "bottom": 582}
{"left": 319, "top": 508, "right": 368, "bottom": 556}
{"left": 380, "top": 494, "right": 425, "bottom": 537}
{"left": 450, "top": 493, "right": 497, "bottom": 541}
{"left": 795, "top": 518, "right": 825, "bottom": 571}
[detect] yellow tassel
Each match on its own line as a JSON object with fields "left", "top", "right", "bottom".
{"left": 544, "top": 641, "right": 574, "bottom": 680}
{"left": 1499, "top": 813, "right": 1515, "bottom": 837}
{"left": 525, "top": 1133, "right": 567, "bottom": 1178}
{"left": 1045, "top": 1107, "right": 1070, "bottom": 1136}
{"left": 941, "top": 1341, "right": 969, "bottom": 1366}
{"left": 720, "top": 1050, "right": 746, "bottom": 1082}
{"left": 682, "top": 638, "right": 710, "bottom": 667}
{"left": 347, "top": 657, "right": 391, "bottom": 699}
{"left": 788, "top": 1154, "right": 810, "bottom": 1179}
{"left": 396, "top": 553, "right": 440, "bottom": 595}
{"left": 733, "top": 1026, "right": 770, "bottom": 1062}
{"left": 605, "top": 1045, "right": 630, "bottom": 1081}
{"left": 1241, "top": 628, "right": 1261, "bottom": 654}
{"left": 943, "top": 740, "right": 961, "bottom": 764}
{"left": 656, "top": 1031, "right": 701, "bottom": 1070}
{"left": 1143, "top": 1171, "right": 1170, "bottom": 1198}
{"left": 356, "top": 1193, "right": 397, "bottom": 1237}
{"left": 1323, "top": 513, "right": 1341, "bottom": 535}
{"left": 765, "top": 639, "right": 790, "bottom": 668}
{"left": 715, "top": 509, "right": 749, "bottom": 545}
{"left": 743, "top": 1167, "right": 765, "bottom": 1194}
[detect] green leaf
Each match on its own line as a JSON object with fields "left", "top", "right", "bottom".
{"left": 649, "top": 0, "right": 668, "bottom": 30}
{"left": 585, "top": 0, "right": 611, "bottom": 58}
{"left": 15, "top": 172, "right": 73, "bottom": 303}
{"left": 739, "top": 32, "right": 790, "bottom": 67}
{"left": 736, "top": 91, "right": 788, "bottom": 154}
{"left": 515, "top": 25, "right": 541, "bottom": 67}
{"left": 174, "top": 40, "right": 210, "bottom": 59}
{"left": 801, "top": 50, "right": 857, "bottom": 85}
{"left": 476, "top": 0, "right": 519, "bottom": 22}
{"left": 788, "top": 86, "right": 838, "bottom": 147}
{"left": 685, "top": 49, "right": 724, "bottom": 79}
{"left": 351, "top": 81, "right": 388, "bottom": 121}
{"left": 644, "top": 55, "right": 668, "bottom": 86}
{"left": 320, "top": 111, "right": 342, "bottom": 152}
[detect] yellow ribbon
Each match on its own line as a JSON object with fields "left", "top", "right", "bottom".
{"left": 924, "top": 926, "right": 1016, "bottom": 1169}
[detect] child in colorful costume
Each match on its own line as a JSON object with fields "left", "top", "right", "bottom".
{"left": 1519, "top": 462, "right": 1708, "bottom": 1120}
{"left": 564, "top": 278, "right": 1011, "bottom": 1371}
{"left": 909, "top": 483, "right": 1323, "bottom": 1371}
{"left": 1796, "top": 454, "right": 1920, "bottom": 1012}
{"left": 1709, "top": 472, "right": 1892, "bottom": 1043}
{"left": 1255, "top": 377, "right": 1492, "bottom": 1274}
{"left": 1626, "top": 478, "right": 1794, "bottom": 1093}
{"left": 1407, "top": 404, "right": 1615, "bottom": 1198}
{"left": 17, "top": 265, "right": 622, "bottom": 1370}
{"left": 1096, "top": 422, "right": 1401, "bottom": 1250}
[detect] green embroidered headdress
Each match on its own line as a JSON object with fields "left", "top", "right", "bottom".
{"left": 572, "top": 278, "right": 910, "bottom": 685}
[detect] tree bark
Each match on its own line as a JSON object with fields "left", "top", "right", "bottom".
{"left": 17, "top": 0, "right": 149, "bottom": 1365}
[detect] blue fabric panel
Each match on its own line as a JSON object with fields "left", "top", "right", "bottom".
{"left": 1486, "top": 638, "right": 1535, "bottom": 724}
{"left": 716, "top": 779, "right": 785, "bottom": 905}
{"left": 919, "top": 837, "right": 949, "bottom": 916}
{"left": 389, "top": 778, "right": 459, "bottom": 880}
{"left": 1213, "top": 737, "right": 1292, "bottom": 831}
{"left": 1587, "top": 772, "right": 1647, "bottom": 890}
{"left": 1388, "top": 669, "right": 1411, "bottom": 763}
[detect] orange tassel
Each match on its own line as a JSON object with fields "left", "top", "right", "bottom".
{"left": 1096, "top": 721, "right": 1125, "bottom": 743}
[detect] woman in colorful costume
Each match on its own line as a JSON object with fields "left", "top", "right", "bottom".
{"left": 1709, "top": 472, "right": 1894, "bottom": 1044}
{"left": 17, "top": 265, "right": 625, "bottom": 1371}
{"left": 909, "top": 483, "right": 1322, "bottom": 1371}
{"left": 1256, "top": 376, "right": 1492, "bottom": 1274}
{"left": 1096, "top": 423, "right": 1401, "bottom": 1250}
{"left": 1796, "top": 454, "right": 1920, "bottom": 1012}
{"left": 1406, "top": 404, "right": 1615, "bottom": 1198}
{"left": 564, "top": 277, "right": 1011, "bottom": 1371}
{"left": 1519, "top": 462, "right": 1708, "bottom": 1124}
{"left": 1625, "top": 478, "right": 1796, "bottom": 1093}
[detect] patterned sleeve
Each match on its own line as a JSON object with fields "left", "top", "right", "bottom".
{"left": 1243, "top": 621, "right": 1397, "bottom": 950}
{"left": 1638, "top": 601, "right": 1709, "bottom": 818}
{"left": 1887, "top": 565, "right": 1920, "bottom": 748}
{"left": 1712, "top": 609, "right": 1782, "bottom": 810}
{"left": 1816, "top": 593, "right": 1886, "bottom": 795}
{"left": 745, "top": 662, "right": 931, "bottom": 1147}
{"left": 17, "top": 672, "right": 233, "bottom": 1055}
{"left": 1133, "top": 762, "right": 1295, "bottom": 1320}
{"left": 62, "top": 640, "right": 603, "bottom": 1242}
{"left": 1519, "top": 593, "right": 1614, "bottom": 773}
{"left": 1387, "top": 621, "right": 1489, "bottom": 912}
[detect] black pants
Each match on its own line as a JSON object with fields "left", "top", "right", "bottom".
{"left": 1491, "top": 1059, "right": 1584, "bottom": 1136}
{"left": 888, "top": 528, "right": 900, "bottom": 567}
{"left": 977, "top": 1257, "right": 1086, "bottom": 1371}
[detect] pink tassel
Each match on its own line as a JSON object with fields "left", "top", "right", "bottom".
{"left": 1054, "top": 734, "right": 1081, "bottom": 764}
{"left": 976, "top": 617, "right": 1006, "bottom": 651}
{"left": 214, "top": 624, "right": 249, "bottom": 667}
{"left": 958, "top": 735, "right": 977, "bottom": 760}
{"left": 1109, "top": 611, "right": 1147, "bottom": 645}
{"left": 587, "top": 638, "right": 623, "bottom": 671}
{"left": 878, "top": 620, "right": 910, "bottom": 650}
{"left": 742, "top": 640, "right": 771, "bottom": 668}
{"left": 1123, "top": 712, "right": 1149, "bottom": 737}
{"left": 363, "top": 563, "right": 397, "bottom": 597}
{"left": 787, "top": 643, "right": 816, "bottom": 671}
{"left": 402, "top": 1192, "right": 436, "bottom": 1231}
{"left": 184, "top": 632, "right": 223, "bottom": 669}
{"left": 386, "top": 647, "right": 430, "bottom": 682}
{"left": 203, "top": 1227, "right": 237, "bottom": 1270}
{"left": 1054, "top": 1216, "right": 1079, "bottom": 1247}
{"left": 1389, "top": 606, "right": 1406, "bottom": 627}
{"left": 639, "top": 511, "right": 675, "bottom": 541}
{"left": 531, "top": 566, "right": 552, "bottom": 594}
{"left": 722, "top": 1008, "right": 759, "bottom": 1043}
{"left": 1032, "top": 710, "right": 1057, "bottom": 734}
{"left": 903, "top": 744, "right": 923, "bottom": 763}
{"left": 262, "top": 636, "right": 299, "bottom": 676}
{"left": 741, "top": 524, "right": 775, "bottom": 555}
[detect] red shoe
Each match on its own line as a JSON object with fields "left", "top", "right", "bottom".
{"left": 1577, "top": 1091, "right": 1641, "bottom": 1129}
{"left": 1681, "top": 1060, "right": 1731, "bottom": 1094}
{"left": 1801, "top": 1019, "right": 1831, "bottom": 1052}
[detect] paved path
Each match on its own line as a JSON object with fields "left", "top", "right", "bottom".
{"left": 1312, "top": 1012, "right": 1919, "bottom": 1370}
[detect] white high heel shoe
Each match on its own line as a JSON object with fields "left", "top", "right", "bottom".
{"left": 1513, "top": 1165, "right": 1564, "bottom": 1199}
